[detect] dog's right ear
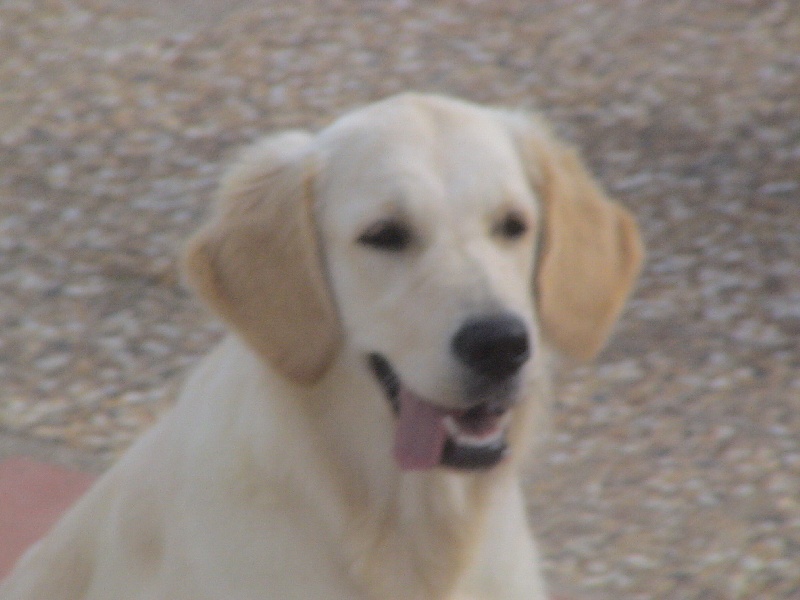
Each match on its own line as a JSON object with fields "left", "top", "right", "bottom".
{"left": 183, "top": 132, "right": 341, "bottom": 384}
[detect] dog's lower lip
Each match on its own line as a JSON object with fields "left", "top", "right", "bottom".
{"left": 442, "top": 436, "right": 508, "bottom": 470}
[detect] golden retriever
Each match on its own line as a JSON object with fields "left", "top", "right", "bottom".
{"left": 1, "top": 94, "right": 643, "bottom": 600}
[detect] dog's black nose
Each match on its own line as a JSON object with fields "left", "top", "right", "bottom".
{"left": 452, "top": 315, "right": 530, "bottom": 380}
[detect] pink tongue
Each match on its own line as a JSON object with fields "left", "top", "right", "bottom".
{"left": 394, "top": 388, "right": 450, "bottom": 471}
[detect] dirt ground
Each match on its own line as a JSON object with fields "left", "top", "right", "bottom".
{"left": 1, "top": 1, "right": 798, "bottom": 598}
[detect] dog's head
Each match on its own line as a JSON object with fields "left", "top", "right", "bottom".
{"left": 185, "top": 94, "right": 643, "bottom": 472}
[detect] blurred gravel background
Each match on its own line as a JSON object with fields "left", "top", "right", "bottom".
{"left": 1, "top": 1, "right": 798, "bottom": 598}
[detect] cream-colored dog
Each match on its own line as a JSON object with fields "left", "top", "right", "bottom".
{"left": 2, "top": 94, "right": 643, "bottom": 600}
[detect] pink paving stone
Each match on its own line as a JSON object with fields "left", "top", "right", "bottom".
{"left": 0, "top": 457, "right": 95, "bottom": 580}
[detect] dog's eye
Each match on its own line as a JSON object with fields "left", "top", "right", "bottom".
{"left": 357, "top": 220, "right": 413, "bottom": 251}
{"left": 495, "top": 212, "right": 528, "bottom": 240}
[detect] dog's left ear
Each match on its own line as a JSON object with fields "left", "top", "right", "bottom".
{"left": 183, "top": 132, "right": 341, "bottom": 383}
{"left": 504, "top": 113, "right": 644, "bottom": 361}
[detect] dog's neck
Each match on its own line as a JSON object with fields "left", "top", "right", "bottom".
{"left": 345, "top": 469, "right": 502, "bottom": 599}
{"left": 291, "top": 346, "right": 523, "bottom": 599}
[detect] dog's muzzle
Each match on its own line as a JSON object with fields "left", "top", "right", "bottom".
{"left": 368, "top": 314, "right": 530, "bottom": 472}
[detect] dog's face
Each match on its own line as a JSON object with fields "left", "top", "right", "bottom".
{"left": 184, "top": 94, "right": 644, "bottom": 473}
{"left": 314, "top": 99, "right": 542, "bottom": 469}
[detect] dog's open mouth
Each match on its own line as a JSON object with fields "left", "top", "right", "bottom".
{"left": 368, "top": 354, "right": 511, "bottom": 471}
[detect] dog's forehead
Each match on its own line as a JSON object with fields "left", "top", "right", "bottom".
{"left": 314, "top": 95, "right": 533, "bottom": 222}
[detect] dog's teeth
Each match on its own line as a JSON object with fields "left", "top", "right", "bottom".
{"left": 444, "top": 416, "right": 460, "bottom": 437}
{"left": 443, "top": 415, "right": 507, "bottom": 447}
{"left": 457, "top": 433, "right": 503, "bottom": 447}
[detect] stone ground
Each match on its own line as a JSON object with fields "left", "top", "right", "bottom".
{"left": 0, "top": 1, "right": 798, "bottom": 598}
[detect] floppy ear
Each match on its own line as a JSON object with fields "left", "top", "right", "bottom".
{"left": 183, "top": 132, "right": 341, "bottom": 383}
{"left": 506, "top": 114, "right": 644, "bottom": 361}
